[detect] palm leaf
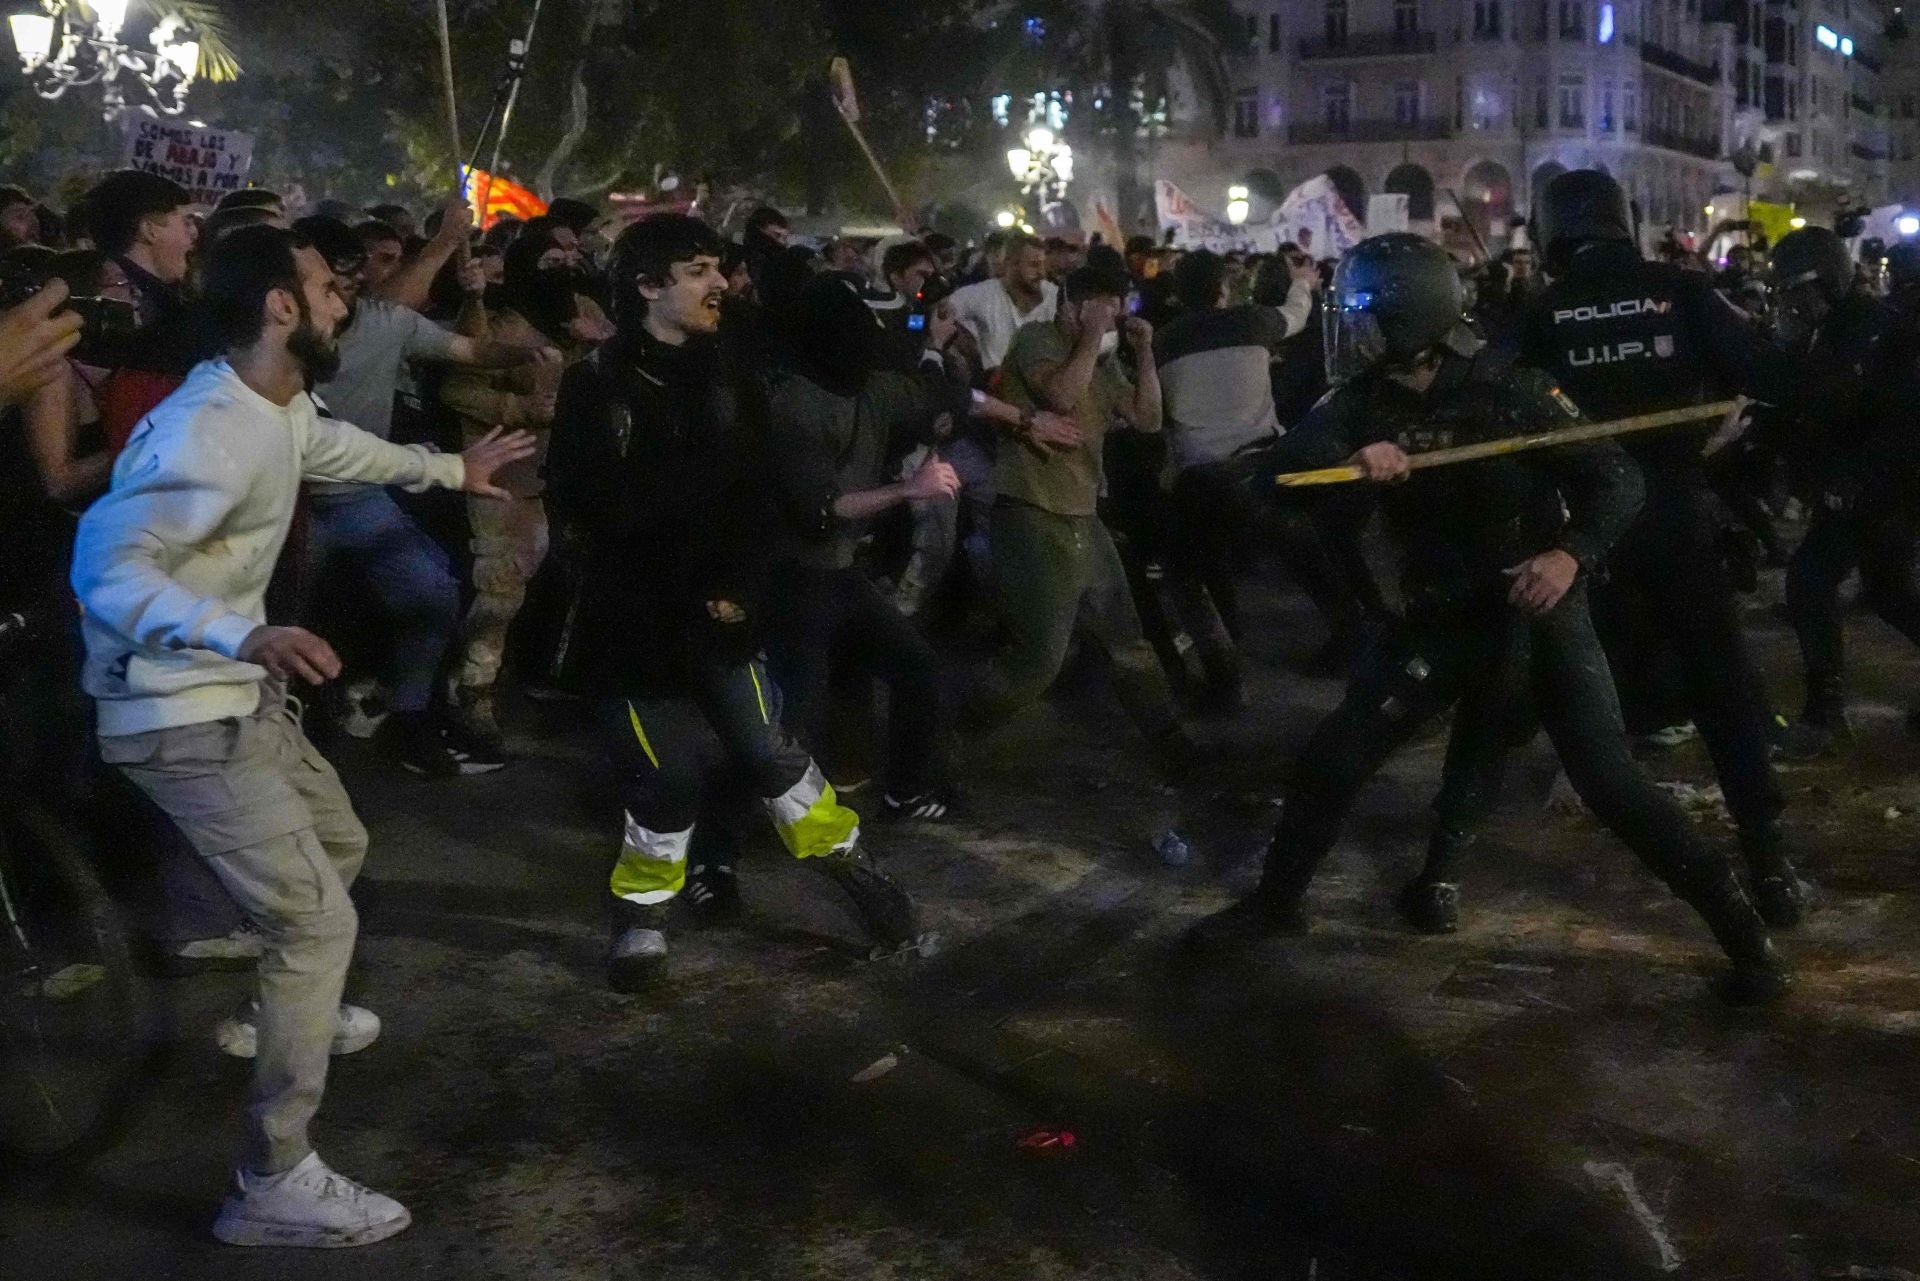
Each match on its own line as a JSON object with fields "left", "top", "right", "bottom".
{"left": 149, "top": 1, "right": 242, "bottom": 82}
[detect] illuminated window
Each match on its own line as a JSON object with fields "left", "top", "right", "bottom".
{"left": 1598, "top": 2, "right": 1614, "bottom": 42}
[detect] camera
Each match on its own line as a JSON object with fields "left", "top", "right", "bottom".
{"left": 0, "top": 252, "right": 138, "bottom": 367}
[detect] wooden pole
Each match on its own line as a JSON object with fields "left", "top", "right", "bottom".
{"left": 433, "top": 0, "right": 464, "bottom": 189}
{"left": 828, "top": 57, "right": 910, "bottom": 225}
{"left": 1273, "top": 400, "right": 1742, "bottom": 488}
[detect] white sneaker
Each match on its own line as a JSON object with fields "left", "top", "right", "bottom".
{"left": 215, "top": 1003, "right": 381, "bottom": 1060}
{"left": 213, "top": 1151, "right": 411, "bottom": 1247}
{"left": 166, "top": 922, "right": 266, "bottom": 965}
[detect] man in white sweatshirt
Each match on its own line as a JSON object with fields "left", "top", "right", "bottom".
{"left": 71, "top": 224, "right": 533, "bottom": 1247}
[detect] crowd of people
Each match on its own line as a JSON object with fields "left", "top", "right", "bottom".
{"left": 1, "top": 162, "right": 1917, "bottom": 1249}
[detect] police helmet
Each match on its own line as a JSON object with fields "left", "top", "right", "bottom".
{"left": 1323, "top": 233, "right": 1465, "bottom": 385}
{"left": 1532, "top": 170, "right": 1636, "bottom": 273}
{"left": 1769, "top": 227, "right": 1853, "bottom": 303}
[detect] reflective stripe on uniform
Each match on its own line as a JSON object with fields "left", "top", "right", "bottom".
{"left": 747, "top": 665, "right": 771, "bottom": 725}
{"left": 764, "top": 762, "right": 859, "bottom": 860}
{"left": 626, "top": 702, "right": 661, "bottom": 769}
{"left": 610, "top": 811, "right": 690, "bottom": 904}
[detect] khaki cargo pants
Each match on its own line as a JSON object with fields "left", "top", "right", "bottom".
{"left": 99, "top": 684, "right": 366, "bottom": 1174}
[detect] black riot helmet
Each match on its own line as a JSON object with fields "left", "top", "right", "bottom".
{"left": 1885, "top": 240, "right": 1920, "bottom": 292}
{"left": 1769, "top": 226, "right": 1853, "bottom": 303}
{"left": 1769, "top": 226, "right": 1854, "bottom": 345}
{"left": 1532, "top": 169, "right": 1637, "bottom": 275}
{"left": 1323, "top": 233, "right": 1465, "bottom": 385}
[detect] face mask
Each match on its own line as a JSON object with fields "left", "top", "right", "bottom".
{"left": 1098, "top": 330, "right": 1120, "bottom": 357}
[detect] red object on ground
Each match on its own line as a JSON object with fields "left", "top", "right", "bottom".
{"left": 1016, "top": 1126, "right": 1078, "bottom": 1155}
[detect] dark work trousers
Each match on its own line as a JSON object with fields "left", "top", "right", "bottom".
{"left": 1786, "top": 499, "right": 1920, "bottom": 717}
{"left": 765, "top": 561, "right": 946, "bottom": 796}
{"left": 593, "top": 658, "right": 858, "bottom": 907}
{"left": 1257, "top": 583, "right": 1722, "bottom": 907}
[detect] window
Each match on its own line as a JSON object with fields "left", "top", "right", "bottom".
{"left": 1537, "top": 0, "right": 1550, "bottom": 39}
{"left": 1784, "top": 131, "right": 1801, "bottom": 156}
{"left": 1559, "top": 74, "right": 1586, "bottom": 126}
{"left": 1474, "top": 1, "right": 1504, "bottom": 36}
{"left": 1624, "top": 80, "right": 1638, "bottom": 130}
{"left": 1535, "top": 77, "right": 1551, "bottom": 128}
{"left": 1395, "top": 80, "right": 1422, "bottom": 126}
{"left": 1511, "top": 75, "right": 1523, "bottom": 127}
{"left": 1902, "top": 134, "right": 1914, "bottom": 161}
{"left": 1326, "top": 0, "right": 1349, "bottom": 43}
{"left": 1269, "top": 12, "right": 1282, "bottom": 53}
{"left": 1472, "top": 80, "right": 1502, "bottom": 130}
{"left": 1395, "top": 0, "right": 1420, "bottom": 35}
{"left": 1233, "top": 89, "right": 1260, "bottom": 138}
{"left": 1560, "top": 0, "right": 1585, "bottom": 38}
{"left": 1244, "top": 13, "right": 1258, "bottom": 48}
{"left": 1600, "top": 79, "right": 1616, "bottom": 131}
{"left": 1324, "top": 82, "right": 1353, "bottom": 131}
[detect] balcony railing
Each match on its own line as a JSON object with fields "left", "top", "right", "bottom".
{"left": 1643, "top": 124, "right": 1722, "bottom": 158}
{"left": 1640, "top": 41, "right": 1722, "bottom": 85}
{"left": 1297, "top": 30, "right": 1438, "bottom": 59}
{"left": 1287, "top": 117, "right": 1454, "bottom": 144}
{"left": 1850, "top": 93, "right": 1878, "bottom": 116}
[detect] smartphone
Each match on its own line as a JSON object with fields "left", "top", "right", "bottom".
{"left": 1126, "top": 291, "right": 1142, "bottom": 315}
{"left": 906, "top": 312, "right": 928, "bottom": 332}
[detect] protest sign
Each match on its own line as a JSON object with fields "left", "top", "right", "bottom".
{"left": 122, "top": 119, "right": 254, "bottom": 206}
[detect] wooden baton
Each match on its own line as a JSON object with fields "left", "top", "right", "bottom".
{"left": 1273, "top": 399, "right": 1744, "bottom": 488}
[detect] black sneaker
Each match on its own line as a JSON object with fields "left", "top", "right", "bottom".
{"left": 438, "top": 715, "right": 507, "bottom": 775}
{"left": 881, "top": 791, "right": 951, "bottom": 823}
{"left": 378, "top": 714, "right": 463, "bottom": 778}
{"left": 683, "top": 863, "right": 742, "bottom": 924}
{"left": 1395, "top": 878, "right": 1461, "bottom": 934}
{"left": 815, "top": 848, "right": 930, "bottom": 957}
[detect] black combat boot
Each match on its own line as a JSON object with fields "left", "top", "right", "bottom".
{"left": 1737, "top": 820, "right": 1815, "bottom": 929}
{"left": 1396, "top": 823, "right": 1473, "bottom": 934}
{"left": 1181, "top": 846, "right": 1317, "bottom": 958}
{"left": 1670, "top": 863, "right": 1793, "bottom": 1005}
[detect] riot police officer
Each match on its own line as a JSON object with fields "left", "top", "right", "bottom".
{"left": 1767, "top": 228, "right": 1920, "bottom": 755}
{"left": 1185, "top": 233, "right": 1790, "bottom": 1005}
{"left": 1395, "top": 169, "right": 1811, "bottom": 934}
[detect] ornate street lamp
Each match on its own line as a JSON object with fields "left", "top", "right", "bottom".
{"left": 1226, "top": 185, "right": 1250, "bottom": 227}
{"left": 1006, "top": 124, "right": 1073, "bottom": 206}
{"left": 8, "top": 1, "right": 204, "bottom": 121}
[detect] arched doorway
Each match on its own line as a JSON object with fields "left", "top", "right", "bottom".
{"left": 1530, "top": 160, "right": 1568, "bottom": 216}
{"left": 1459, "top": 159, "right": 1514, "bottom": 245}
{"left": 1324, "top": 165, "right": 1366, "bottom": 222}
{"left": 1384, "top": 162, "right": 1437, "bottom": 222}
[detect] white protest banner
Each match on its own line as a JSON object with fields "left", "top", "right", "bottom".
{"left": 122, "top": 119, "right": 255, "bottom": 206}
{"left": 1153, "top": 180, "right": 1279, "bottom": 251}
{"left": 1271, "top": 175, "right": 1366, "bottom": 258}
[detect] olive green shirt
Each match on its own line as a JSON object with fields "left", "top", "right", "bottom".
{"left": 994, "top": 320, "right": 1135, "bottom": 517}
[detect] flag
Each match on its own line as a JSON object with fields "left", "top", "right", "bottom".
{"left": 463, "top": 167, "right": 548, "bottom": 230}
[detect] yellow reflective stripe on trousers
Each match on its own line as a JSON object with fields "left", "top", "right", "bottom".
{"left": 764, "top": 762, "right": 859, "bottom": 859}
{"left": 747, "top": 665, "right": 770, "bottom": 725}
{"left": 610, "top": 811, "right": 689, "bottom": 904}
{"left": 626, "top": 702, "right": 661, "bottom": 769}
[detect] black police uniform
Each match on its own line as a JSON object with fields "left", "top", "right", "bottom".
{"left": 1775, "top": 289, "right": 1920, "bottom": 732}
{"left": 1501, "top": 237, "right": 1807, "bottom": 924}
{"left": 1192, "top": 348, "right": 1787, "bottom": 1001}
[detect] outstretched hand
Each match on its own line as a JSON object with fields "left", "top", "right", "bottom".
{"left": 460, "top": 426, "right": 539, "bottom": 499}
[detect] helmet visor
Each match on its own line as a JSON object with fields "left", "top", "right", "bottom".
{"left": 1323, "top": 283, "right": 1389, "bottom": 386}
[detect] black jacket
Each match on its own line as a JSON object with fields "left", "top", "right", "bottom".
{"left": 1516, "top": 241, "right": 1789, "bottom": 483}
{"left": 1274, "top": 349, "right": 1643, "bottom": 609}
{"left": 545, "top": 326, "right": 779, "bottom": 695}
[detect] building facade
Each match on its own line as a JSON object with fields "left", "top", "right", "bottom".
{"left": 1144, "top": 0, "right": 1912, "bottom": 249}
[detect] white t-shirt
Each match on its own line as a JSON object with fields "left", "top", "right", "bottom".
{"left": 949, "top": 278, "right": 1058, "bottom": 371}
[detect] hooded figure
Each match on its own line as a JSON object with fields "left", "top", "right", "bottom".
{"left": 777, "top": 272, "right": 886, "bottom": 397}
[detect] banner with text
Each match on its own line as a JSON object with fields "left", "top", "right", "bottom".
{"left": 122, "top": 120, "right": 254, "bottom": 206}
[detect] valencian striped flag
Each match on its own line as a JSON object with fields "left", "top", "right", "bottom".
{"left": 462, "top": 167, "right": 548, "bottom": 230}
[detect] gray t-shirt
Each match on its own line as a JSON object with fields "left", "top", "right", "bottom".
{"left": 309, "top": 299, "right": 459, "bottom": 496}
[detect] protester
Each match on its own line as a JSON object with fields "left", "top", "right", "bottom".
{"left": 293, "top": 213, "right": 559, "bottom": 776}
{"left": 71, "top": 222, "right": 534, "bottom": 1246}
{"left": 0, "top": 185, "right": 41, "bottom": 250}
{"left": 962, "top": 265, "right": 1192, "bottom": 774}
{"left": 545, "top": 214, "right": 928, "bottom": 990}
